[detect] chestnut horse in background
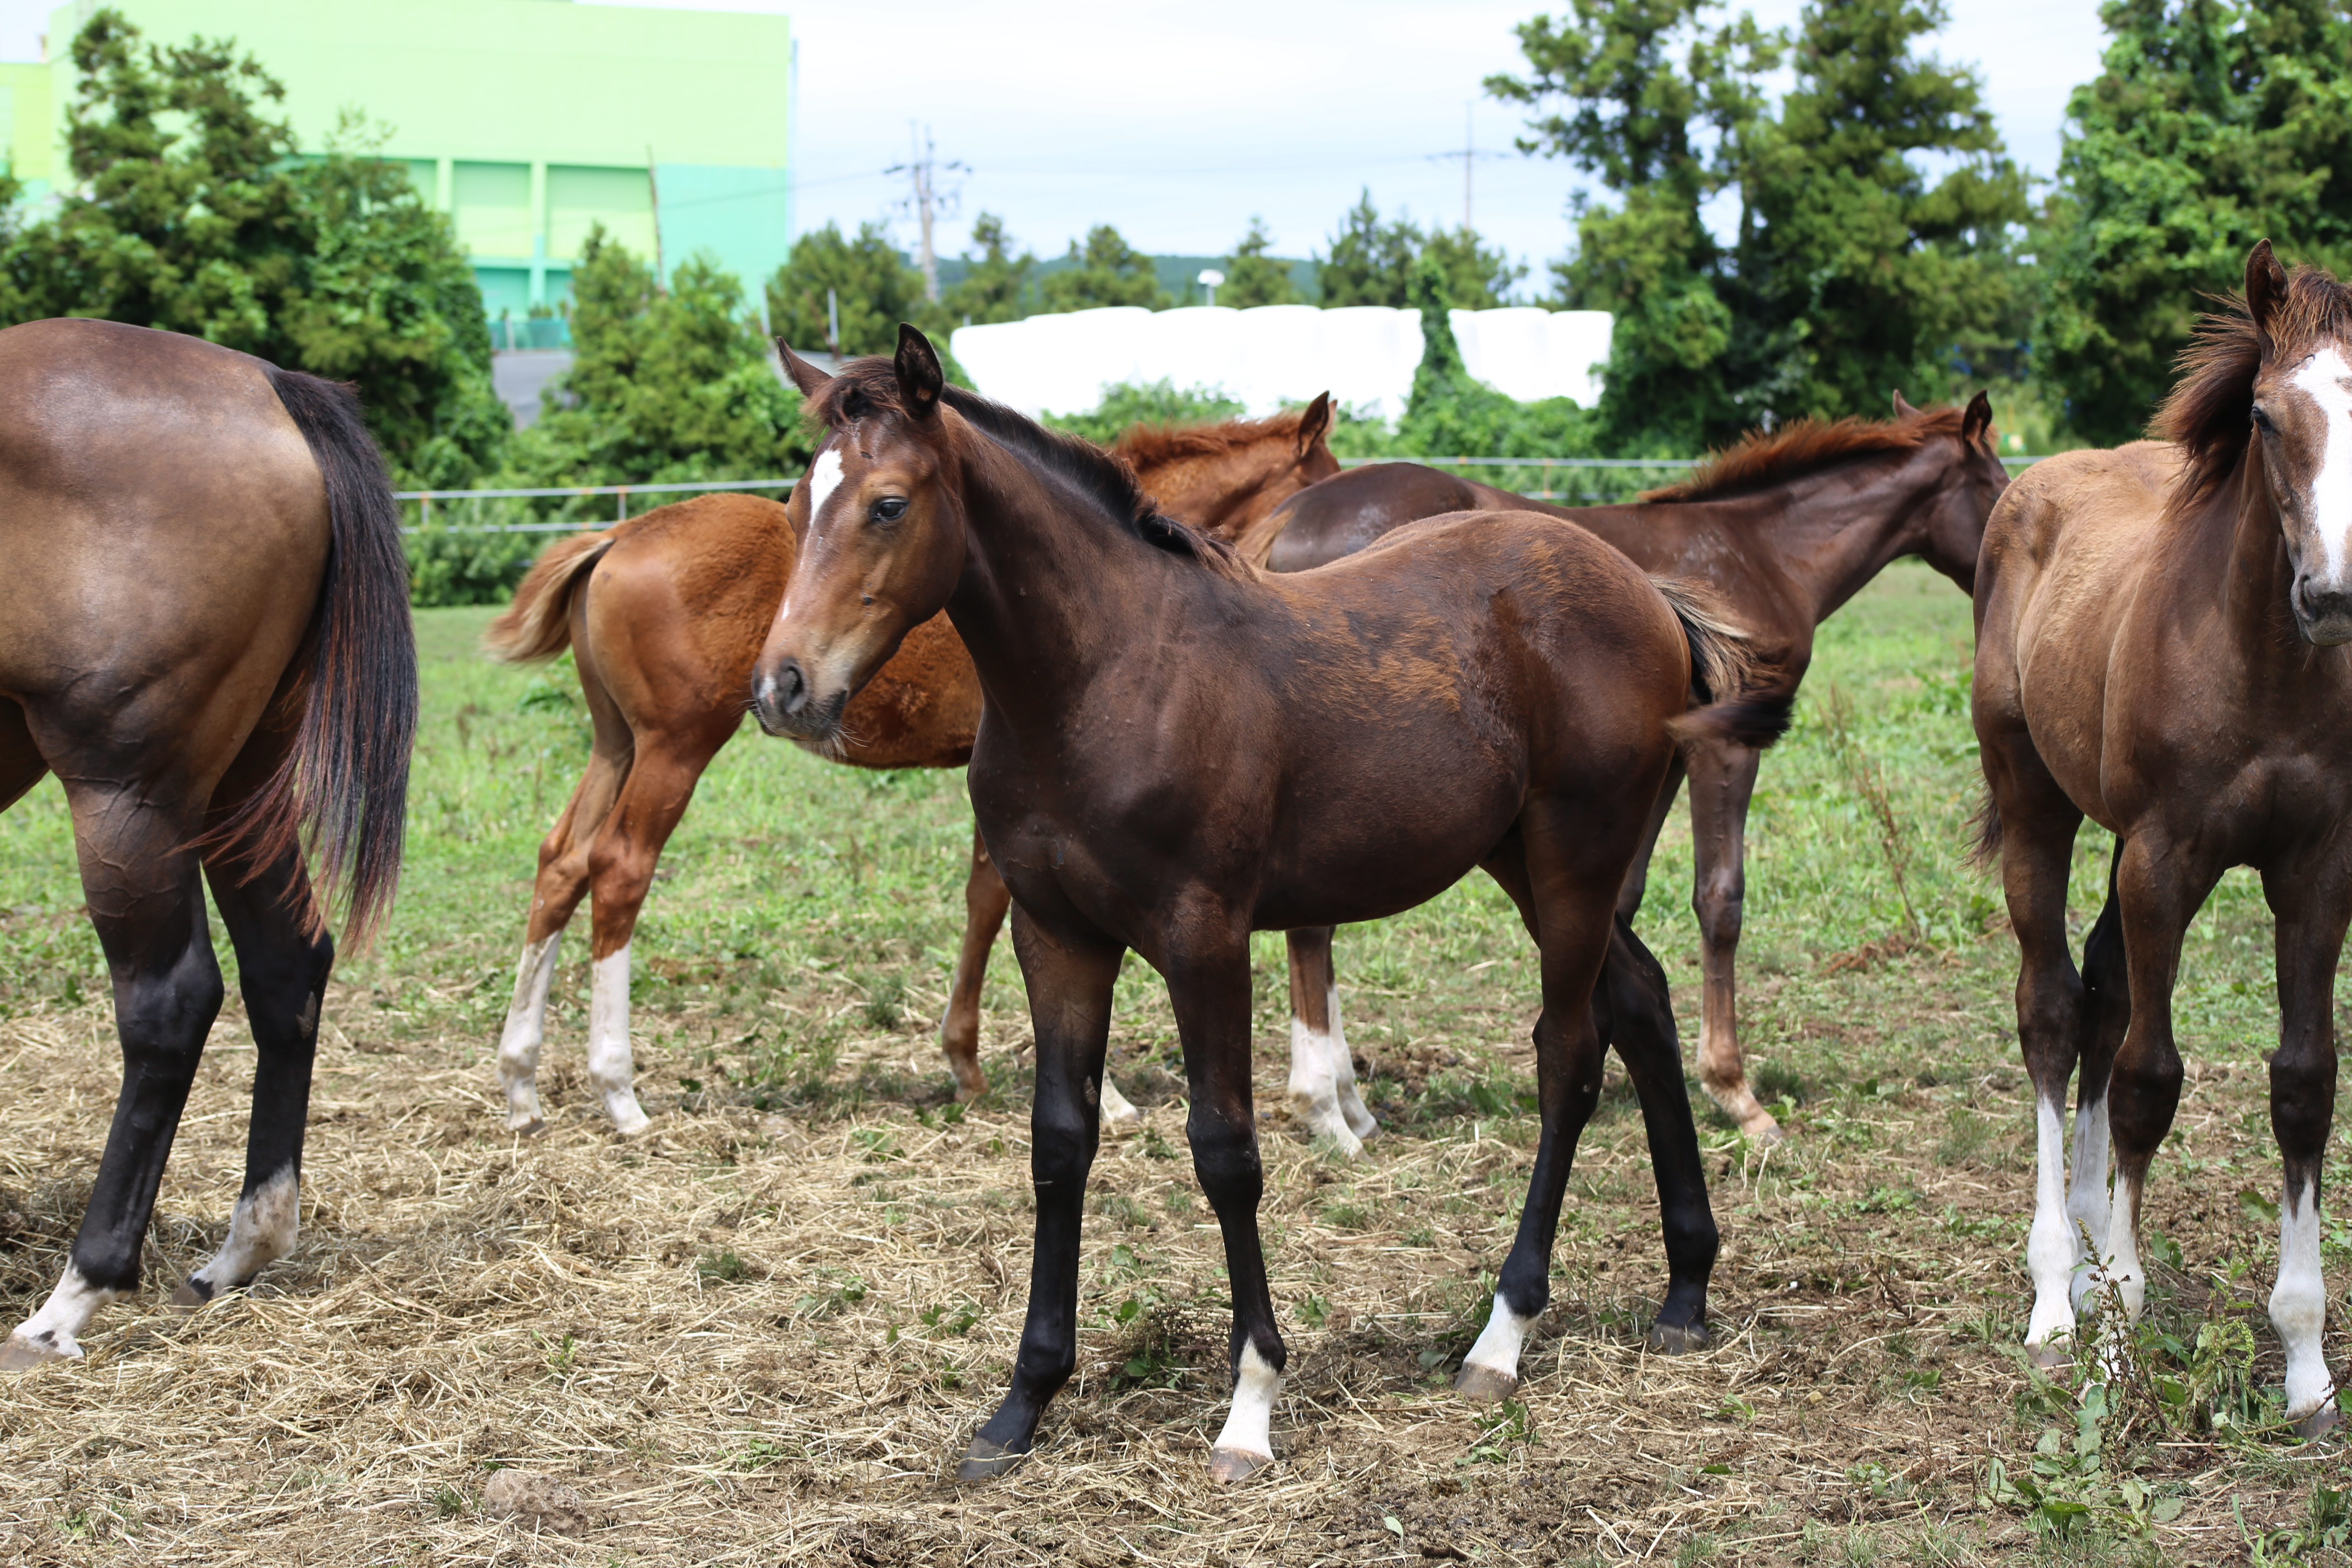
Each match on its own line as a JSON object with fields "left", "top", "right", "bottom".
{"left": 1252, "top": 394, "right": 2007, "bottom": 1143}
{"left": 1975, "top": 242, "right": 2348, "bottom": 1436}
{"left": 483, "top": 399, "right": 1336, "bottom": 1134}
{"left": 0, "top": 319, "right": 415, "bottom": 1366}
{"left": 752, "top": 331, "right": 1788, "bottom": 1481}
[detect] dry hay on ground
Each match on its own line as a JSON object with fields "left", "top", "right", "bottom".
{"left": 0, "top": 957, "right": 2343, "bottom": 1567}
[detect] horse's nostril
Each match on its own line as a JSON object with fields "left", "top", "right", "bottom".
{"left": 779, "top": 660, "right": 809, "bottom": 715}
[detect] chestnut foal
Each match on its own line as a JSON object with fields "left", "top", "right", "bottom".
{"left": 484, "top": 403, "right": 1335, "bottom": 1134}
{"left": 752, "top": 330, "right": 1787, "bottom": 1481}
{"left": 1976, "top": 243, "right": 2350, "bottom": 1435}
{"left": 1256, "top": 395, "right": 2009, "bottom": 1141}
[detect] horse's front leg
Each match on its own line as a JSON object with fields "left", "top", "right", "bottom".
{"left": 957, "top": 910, "right": 1124, "bottom": 1480}
{"left": 1169, "top": 933, "right": 1286, "bottom": 1481}
{"left": 2261, "top": 857, "right": 2349, "bottom": 1437}
{"left": 1685, "top": 739, "right": 1775, "bottom": 1141}
{"left": 2099, "top": 833, "right": 2217, "bottom": 1331}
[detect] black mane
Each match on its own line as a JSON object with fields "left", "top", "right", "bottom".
{"left": 805, "top": 356, "right": 1241, "bottom": 573}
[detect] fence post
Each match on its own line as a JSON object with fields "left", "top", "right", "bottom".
{"left": 617, "top": 487, "right": 628, "bottom": 524}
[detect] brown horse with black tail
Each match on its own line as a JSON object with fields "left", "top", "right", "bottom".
{"left": 1250, "top": 394, "right": 2007, "bottom": 1143}
{"left": 1975, "top": 242, "right": 2348, "bottom": 1436}
{"left": 0, "top": 318, "right": 415, "bottom": 1365}
{"left": 481, "top": 401, "right": 1335, "bottom": 1134}
{"left": 750, "top": 328, "right": 1787, "bottom": 1482}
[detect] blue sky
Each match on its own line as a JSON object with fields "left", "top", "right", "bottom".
{"left": 0, "top": 1, "right": 2114, "bottom": 285}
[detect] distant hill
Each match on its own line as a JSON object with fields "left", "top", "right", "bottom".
{"left": 930, "top": 251, "right": 1322, "bottom": 312}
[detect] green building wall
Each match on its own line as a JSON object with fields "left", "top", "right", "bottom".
{"left": 10, "top": 1, "right": 791, "bottom": 324}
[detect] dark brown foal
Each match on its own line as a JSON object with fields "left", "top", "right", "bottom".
{"left": 749, "top": 330, "right": 1786, "bottom": 1482}
{"left": 1259, "top": 398, "right": 2007, "bottom": 1140}
{"left": 483, "top": 402, "right": 1335, "bottom": 1133}
{"left": 1976, "top": 242, "right": 2349, "bottom": 1436}
{"left": 0, "top": 320, "right": 413, "bottom": 1364}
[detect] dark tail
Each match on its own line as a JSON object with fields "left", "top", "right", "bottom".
{"left": 1651, "top": 575, "right": 1795, "bottom": 751}
{"left": 214, "top": 369, "right": 417, "bottom": 946}
{"left": 1967, "top": 787, "right": 2004, "bottom": 871}
{"left": 482, "top": 530, "right": 615, "bottom": 663}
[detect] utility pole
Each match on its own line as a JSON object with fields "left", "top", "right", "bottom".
{"left": 1433, "top": 102, "right": 1503, "bottom": 234}
{"left": 887, "top": 125, "right": 967, "bottom": 303}
{"left": 646, "top": 144, "right": 665, "bottom": 287}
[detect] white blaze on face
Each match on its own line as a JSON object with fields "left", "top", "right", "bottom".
{"left": 191, "top": 1166, "right": 301, "bottom": 1292}
{"left": 1210, "top": 1341, "right": 1282, "bottom": 1462}
{"left": 2270, "top": 1178, "right": 2335, "bottom": 1421}
{"left": 807, "top": 446, "right": 847, "bottom": 534}
{"left": 10, "top": 1264, "right": 117, "bottom": 1359}
{"left": 2288, "top": 348, "right": 2352, "bottom": 581}
{"left": 588, "top": 944, "right": 650, "bottom": 1135}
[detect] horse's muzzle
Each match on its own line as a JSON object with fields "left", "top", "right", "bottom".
{"left": 752, "top": 658, "right": 844, "bottom": 739}
{"left": 2293, "top": 576, "right": 2352, "bottom": 646}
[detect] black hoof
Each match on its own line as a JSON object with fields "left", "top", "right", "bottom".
{"left": 2292, "top": 1401, "right": 2343, "bottom": 1442}
{"left": 169, "top": 1277, "right": 215, "bottom": 1312}
{"left": 956, "top": 1434, "right": 1031, "bottom": 1481}
{"left": 1646, "top": 1319, "right": 1707, "bottom": 1354}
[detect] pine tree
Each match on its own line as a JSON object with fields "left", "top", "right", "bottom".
{"left": 2038, "top": 0, "right": 2352, "bottom": 443}
{"left": 1038, "top": 224, "right": 1169, "bottom": 312}
{"left": 1219, "top": 217, "right": 1299, "bottom": 308}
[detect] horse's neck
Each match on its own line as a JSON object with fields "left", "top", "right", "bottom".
{"left": 946, "top": 435, "right": 1185, "bottom": 728}
{"left": 1153, "top": 445, "right": 1294, "bottom": 541}
{"left": 1766, "top": 451, "right": 1958, "bottom": 619}
{"left": 2214, "top": 453, "right": 2317, "bottom": 675}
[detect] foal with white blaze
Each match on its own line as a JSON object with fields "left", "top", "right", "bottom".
{"left": 1974, "top": 242, "right": 2352, "bottom": 1435}
{"left": 750, "top": 328, "right": 1784, "bottom": 1481}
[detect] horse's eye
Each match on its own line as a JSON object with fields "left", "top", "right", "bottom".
{"left": 871, "top": 496, "right": 908, "bottom": 523}
{"left": 2252, "top": 405, "right": 2275, "bottom": 434}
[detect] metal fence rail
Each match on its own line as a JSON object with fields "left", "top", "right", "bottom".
{"left": 397, "top": 451, "right": 2047, "bottom": 533}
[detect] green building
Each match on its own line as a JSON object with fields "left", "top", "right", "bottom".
{"left": 0, "top": 1, "right": 793, "bottom": 334}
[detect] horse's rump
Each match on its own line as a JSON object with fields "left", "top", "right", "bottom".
{"left": 484, "top": 531, "right": 616, "bottom": 663}
{"left": 206, "top": 366, "right": 416, "bottom": 945}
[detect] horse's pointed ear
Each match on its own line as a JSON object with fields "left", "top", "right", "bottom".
{"left": 894, "top": 323, "right": 944, "bottom": 417}
{"left": 1962, "top": 389, "right": 1994, "bottom": 447}
{"left": 1891, "top": 390, "right": 1920, "bottom": 419}
{"left": 2247, "top": 239, "right": 2288, "bottom": 354}
{"left": 777, "top": 339, "right": 832, "bottom": 398}
{"left": 1297, "top": 391, "right": 1333, "bottom": 455}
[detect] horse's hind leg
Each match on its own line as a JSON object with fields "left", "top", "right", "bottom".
{"left": 1596, "top": 918, "right": 1717, "bottom": 1352}
{"left": 4, "top": 784, "right": 223, "bottom": 1364}
{"left": 2257, "top": 858, "right": 2346, "bottom": 1436}
{"left": 1283, "top": 926, "right": 1374, "bottom": 1154}
{"left": 1458, "top": 801, "right": 1636, "bottom": 1402}
{"left": 497, "top": 666, "right": 633, "bottom": 1131}
{"left": 176, "top": 844, "right": 333, "bottom": 1307}
{"left": 1685, "top": 738, "right": 1777, "bottom": 1142}
{"left": 938, "top": 821, "right": 1007, "bottom": 1102}
{"left": 578, "top": 729, "right": 731, "bottom": 1134}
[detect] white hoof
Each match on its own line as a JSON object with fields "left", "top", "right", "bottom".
{"left": 1099, "top": 1078, "right": 1143, "bottom": 1134}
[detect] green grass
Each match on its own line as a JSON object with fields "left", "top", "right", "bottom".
{"left": 0, "top": 562, "right": 2305, "bottom": 1079}
{"left": 2, "top": 562, "right": 2348, "bottom": 1565}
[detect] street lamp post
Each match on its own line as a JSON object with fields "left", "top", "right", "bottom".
{"left": 1197, "top": 268, "right": 1225, "bottom": 308}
